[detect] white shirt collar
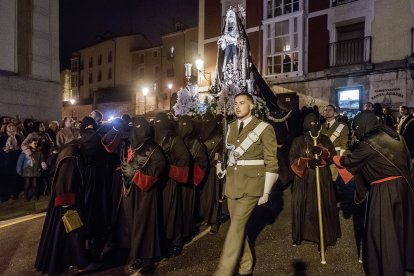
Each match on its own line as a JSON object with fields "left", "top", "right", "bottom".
{"left": 238, "top": 115, "right": 253, "bottom": 128}
{"left": 326, "top": 118, "right": 336, "bottom": 124}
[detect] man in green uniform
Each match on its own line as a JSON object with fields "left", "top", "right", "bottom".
{"left": 215, "top": 92, "right": 278, "bottom": 276}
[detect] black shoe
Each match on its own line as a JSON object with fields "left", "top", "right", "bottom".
{"left": 170, "top": 245, "right": 182, "bottom": 257}
{"left": 292, "top": 241, "right": 301, "bottom": 246}
{"left": 219, "top": 214, "right": 230, "bottom": 223}
{"left": 140, "top": 263, "right": 155, "bottom": 275}
{"left": 128, "top": 259, "right": 143, "bottom": 271}
{"left": 236, "top": 273, "right": 253, "bottom": 276}
{"left": 209, "top": 224, "right": 219, "bottom": 234}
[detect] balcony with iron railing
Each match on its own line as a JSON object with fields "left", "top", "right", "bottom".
{"left": 329, "top": 36, "right": 371, "bottom": 67}
{"left": 332, "top": 0, "right": 359, "bottom": 7}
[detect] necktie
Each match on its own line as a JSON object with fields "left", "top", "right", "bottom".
{"left": 238, "top": 121, "right": 244, "bottom": 134}
{"left": 326, "top": 122, "right": 330, "bottom": 130}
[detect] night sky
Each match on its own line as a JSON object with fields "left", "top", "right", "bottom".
{"left": 59, "top": 0, "right": 199, "bottom": 70}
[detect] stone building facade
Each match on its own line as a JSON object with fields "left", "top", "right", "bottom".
{"left": 198, "top": 0, "right": 414, "bottom": 114}
{"left": 0, "top": 0, "right": 61, "bottom": 121}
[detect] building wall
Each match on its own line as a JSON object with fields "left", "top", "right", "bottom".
{"left": 132, "top": 46, "right": 162, "bottom": 114}
{"left": 74, "top": 34, "right": 150, "bottom": 101}
{"left": 371, "top": 0, "right": 414, "bottom": 63}
{"left": 0, "top": 0, "right": 61, "bottom": 121}
{"left": 161, "top": 27, "right": 198, "bottom": 102}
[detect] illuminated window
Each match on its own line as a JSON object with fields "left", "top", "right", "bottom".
{"left": 265, "top": 16, "right": 301, "bottom": 76}
{"left": 266, "top": 0, "right": 300, "bottom": 18}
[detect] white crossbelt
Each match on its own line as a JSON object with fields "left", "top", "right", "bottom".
{"left": 233, "top": 122, "right": 269, "bottom": 158}
{"left": 329, "top": 123, "right": 345, "bottom": 143}
{"left": 228, "top": 159, "right": 265, "bottom": 166}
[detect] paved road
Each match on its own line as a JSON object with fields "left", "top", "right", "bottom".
{"left": 1, "top": 188, "right": 367, "bottom": 275}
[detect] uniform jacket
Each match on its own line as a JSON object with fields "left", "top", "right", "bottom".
{"left": 225, "top": 116, "right": 278, "bottom": 199}
{"left": 321, "top": 119, "right": 349, "bottom": 153}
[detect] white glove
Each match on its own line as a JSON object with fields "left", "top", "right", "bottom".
{"left": 258, "top": 172, "right": 279, "bottom": 205}
{"left": 216, "top": 162, "right": 227, "bottom": 179}
{"left": 41, "top": 162, "right": 48, "bottom": 170}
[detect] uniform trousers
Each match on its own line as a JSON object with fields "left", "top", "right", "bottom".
{"left": 215, "top": 195, "right": 259, "bottom": 276}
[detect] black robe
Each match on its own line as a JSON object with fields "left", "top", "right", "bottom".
{"left": 200, "top": 133, "right": 223, "bottom": 226}
{"left": 338, "top": 131, "right": 414, "bottom": 276}
{"left": 122, "top": 141, "right": 167, "bottom": 261}
{"left": 160, "top": 135, "right": 190, "bottom": 247}
{"left": 35, "top": 130, "right": 108, "bottom": 274}
{"left": 289, "top": 134, "right": 341, "bottom": 246}
{"left": 35, "top": 143, "right": 88, "bottom": 275}
{"left": 182, "top": 136, "right": 209, "bottom": 242}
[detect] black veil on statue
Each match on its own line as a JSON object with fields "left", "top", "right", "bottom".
{"left": 212, "top": 9, "right": 282, "bottom": 115}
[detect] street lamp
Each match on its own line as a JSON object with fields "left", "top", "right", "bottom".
{"left": 168, "top": 83, "right": 173, "bottom": 111}
{"left": 69, "top": 98, "right": 75, "bottom": 118}
{"left": 142, "top": 87, "right": 149, "bottom": 114}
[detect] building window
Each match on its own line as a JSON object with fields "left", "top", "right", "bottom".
{"left": 139, "top": 54, "right": 145, "bottom": 64}
{"left": 98, "top": 70, "right": 102, "bottom": 82}
{"left": 138, "top": 67, "right": 144, "bottom": 78}
{"left": 80, "top": 75, "right": 84, "bottom": 86}
{"left": 80, "top": 59, "right": 84, "bottom": 70}
{"left": 108, "top": 68, "right": 112, "bottom": 80}
{"left": 98, "top": 54, "right": 102, "bottom": 65}
{"left": 153, "top": 50, "right": 158, "bottom": 57}
{"left": 167, "top": 64, "right": 174, "bottom": 77}
{"left": 70, "top": 73, "right": 78, "bottom": 88}
{"left": 153, "top": 81, "right": 158, "bottom": 92}
{"left": 89, "top": 72, "right": 93, "bottom": 84}
{"left": 168, "top": 46, "right": 175, "bottom": 60}
{"left": 89, "top": 57, "right": 93, "bottom": 68}
{"left": 154, "top": 65, "right": 159, "bottom": 74}
{"left": 265, "top": 16, "right": 300, "bottom": 76}
{"left": 108, "top": 51, "right": 113, "bottom": 63}
{"left": 266, "top": 0, "right": 300, "bottom": 18}
{"left": 71, "top": 57, "right": 79, "bottom": 71}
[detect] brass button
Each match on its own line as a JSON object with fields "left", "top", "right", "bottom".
{"left": 234, "top": 167, "right": 237, "bottom": 170}
{"left": 236, "top": 139, "right": 240, "bottom": 142}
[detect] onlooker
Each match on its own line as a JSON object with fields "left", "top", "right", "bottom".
{"left": 56, "top": 117, "right": 77, "bottom": 149}
{"left": 16, "top": 137, "right": 47, "bottom": 200}
{"left": 382, "top": 106, "right": 396, "bottom": 130}
{"left": 372, "top": 103, "right": 384, "bottom": 124}
{"left": 363, "top": 102, "right": 373, "bottom": 111}
{"left": 0, "top": 123, "right": 23, "bottom": 201}
{"left": 46, "top": 121, "right": 59, "bottom": 146}
{"left": 397, "top": 105, "right": 413, "bottom": 134}
{"left": 90, "top": 110, "right": 103, "bottom": 126}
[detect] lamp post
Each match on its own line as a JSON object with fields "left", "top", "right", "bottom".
{"left": 69, "top": 98, "right": 75, "bottom": 118}
{"left": 168, "top": 83, "right": 173, "bottom": 111}
{"left": 142, "top": 87, "right": 149, "bottom": 115}
{"left": 195, "top": 58, "right": 211, "bottom": 87}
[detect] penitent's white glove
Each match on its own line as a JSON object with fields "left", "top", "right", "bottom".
{"left": 216, "top": 162, "right": 227, "bottom": 179}
{"left": 41, "top": 162, "right": 48, "bottom": 170}
{"left": 258, "top": 172, "right": 279, "bottom": 205}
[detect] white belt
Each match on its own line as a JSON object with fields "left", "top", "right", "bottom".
{"left": 229, "top": 159, "right": 265, "bottom": 166}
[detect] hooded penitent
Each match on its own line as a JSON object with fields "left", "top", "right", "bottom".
{"left": 178, "top": 115, "right": 194, "bottom": 139}
{"left": 352, "top": 110, "right": 399, "bottom": 141}
{"left": 130, "top": 116, "right": 152, "bottom": 149}
{"left": 199, "top": 113, "right": 218, "bottom": 142}
{"left": 79, "top": 116, "right": 98, "bottom": 136}
{"left": 154, "top": 113, "right": 174, "bottom": 145}
{"left": 303, "top": 113, "right": 321, "bottom": 138}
